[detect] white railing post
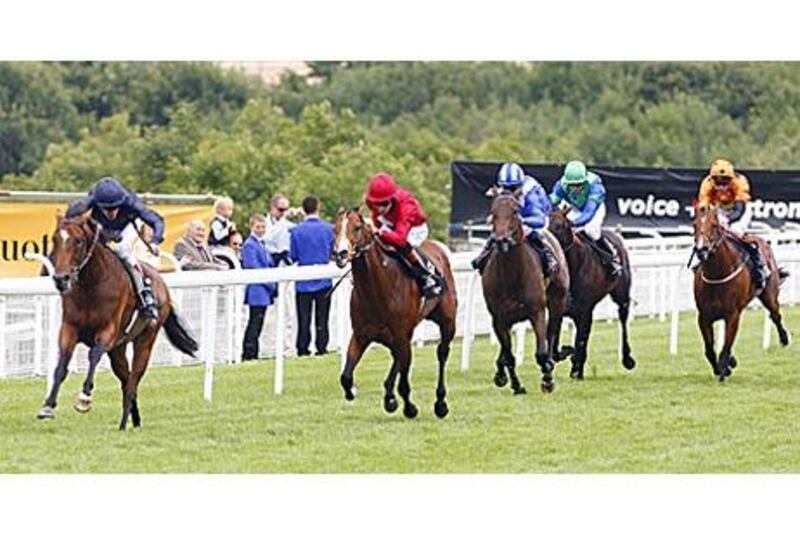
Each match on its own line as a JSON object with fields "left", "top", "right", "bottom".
{"left": 274, "top": 281, "right": 287, "bottom": 395}
{"left": 33, "top": 296, "right": 44, "bottom": 375}
{"left": 514, "top": 323, "right": 526, "bottom": 365}
{"left": 460, "top": 272, "right": 479, "bottom": 372}
{"left": 762, "top": 310, "right": 771, "bottom": 351}
{"left": 201, "top": 286, "right": 218, "bottom": 404}
{"left": 669, "top": 266, "right": 682, "bottom": 356}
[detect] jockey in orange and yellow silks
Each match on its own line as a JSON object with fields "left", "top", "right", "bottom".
{"left": 695, "top": 158, "right": 769, "bottom": 289}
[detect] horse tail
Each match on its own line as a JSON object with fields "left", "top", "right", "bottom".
{"left": 163, "top": 307, "right": 199, "bottom": 357}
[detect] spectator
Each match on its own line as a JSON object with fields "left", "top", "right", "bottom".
{"left": 213, "top": 229, "right": 243, "bottom": 269}
{"left": 241, "top": 214, "right": 277, "bottom": 361}
{"left": 173, "top": 220, "right": 229, "bottom": 271}
{"left": 208, "top": 196, "right": 237, "bottom": 247}
{"left": 229, "top": 230, "right": 243, "bottom": 259}
{"left": 264, "top": 193, "right": 300, "bottom": 266}
{"left": 290, "top": 196, "right": 335, "bottom": 356}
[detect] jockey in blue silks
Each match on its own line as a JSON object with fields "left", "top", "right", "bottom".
{"left": 471, "top": 162, "right": 557, "bottom": 277}
{"left": 66, "top": 176, "right": 165, "bottom": 321}
{"left": 550, "top": 160, "right": 621, "bottom": 277}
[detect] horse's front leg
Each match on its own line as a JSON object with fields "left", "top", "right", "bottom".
{"left": 395, "top": 342, "right": 418, "bottom": 419}
{"left": 718, "top": 312, "right": 742, "bottom": 383}
{"left": 74, "top": 341, "right": 109, "bottom": 414}
{"left": 38, "top": 326, "right": 78, "bottom": 420}
{"left": 383, "top": 360, "right": 399, "bottom": 413}
{"left": 532, "top": 310, "right": 555, "bottom": 393}
{"left": 697, "top": 313, "right": 719, "bottom": 377}
{"left": 340, "top": 336, "right": 366, "bottom": 401}
{"left": 495, "top": 319, "right": 525, "bottom": 395}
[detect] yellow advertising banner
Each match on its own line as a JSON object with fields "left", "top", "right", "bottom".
{"left": 0, "top": 202, "right": 214, "bottom": 277}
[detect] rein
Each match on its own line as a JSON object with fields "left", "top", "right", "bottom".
{"left": 696, "top": 233, "right": 746, "bottom": 285}
{"left": 61, "top": 222, "right": 102, "bottom": 283}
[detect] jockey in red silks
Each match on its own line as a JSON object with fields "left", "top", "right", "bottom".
{"left": 364, "top": 172, "right": 444, "bottom": 298}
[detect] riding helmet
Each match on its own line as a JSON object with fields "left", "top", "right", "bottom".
{"left": 92, "top": 177, "right": 129, "bottom": 208}
{"left": 562, "top": 160, "right": 588, "bottom": 184}
{"left": 709, "top": 158, "right": 736, "bottom": 180}
{"left": 366, "top": 173, "right": 398, "bottom": 204}
{"left": 496, "top": 163, "right": 525, "bottom": 188}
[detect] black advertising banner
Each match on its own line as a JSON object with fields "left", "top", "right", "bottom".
{"left": 450, "top": 161, "right": 800, "bottom": 236}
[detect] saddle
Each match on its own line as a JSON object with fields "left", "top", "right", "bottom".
{"left": 389, "top": 244, "right": 448, "bottom": 295}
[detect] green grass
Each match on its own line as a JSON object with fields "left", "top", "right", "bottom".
{"left": 1, "top": 306, "right": 799, "bottom": 473}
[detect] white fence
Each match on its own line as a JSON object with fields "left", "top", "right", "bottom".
{"left": 2, "top": 232, "right": 800, "bottom": 402}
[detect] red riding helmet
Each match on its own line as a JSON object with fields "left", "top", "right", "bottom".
{"left": 366, "top": 173, "right": 398, "bottom": 204}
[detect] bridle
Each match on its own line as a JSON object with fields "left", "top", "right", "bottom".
{"left": 489, "top": 194, "right": 522, "bottom": 253}
{"left": 55, "top": 221, "right": 102, "bottom": 286}
{"left": 693, "top": 211, "right": 745, "bottom": 285}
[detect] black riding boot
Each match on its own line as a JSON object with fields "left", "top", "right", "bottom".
{"left": 471, "top": 239, "right": 494, "bottom": 273}
{"left": 746, "top": 242, "right": 768, "bottom": 291}
{"left": 593, "top": 236, "right": 622, "bottom": 278}
{"left": 406, "top": 248, "right": 444, "bottom": 298}
{"left": 526, "top": 232, "right": 556, "bottom": 278}
{"left": 130, "top": 265, "right": 159, "bottom": 322}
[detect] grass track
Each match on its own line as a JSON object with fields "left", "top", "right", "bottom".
{"left": 1, "top": 307, "right": 799, "bottom": 473}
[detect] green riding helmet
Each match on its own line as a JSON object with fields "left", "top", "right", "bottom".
{"left": 562, "top": 160, "right": 588, "bottom": 185}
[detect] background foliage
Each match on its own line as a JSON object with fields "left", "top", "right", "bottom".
{"left": 3, "top": 61, "right": 800, "bottom": 237}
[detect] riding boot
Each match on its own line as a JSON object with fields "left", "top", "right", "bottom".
{"left": 526, "top": 232, "right": 556, "bottom": 278}
{"left": 593, "top": 236, "right": 622, "bottom": 278}
{"left": 471, "top": 239, "right": 494, "bottom": 273}
{"left": 746, "top": 242, "right": 768, "bottom": 291}
{"left": 406, "top": 248, "right": 444, "bottom": 298}
{"left": 131, "top": 265, "right": 160, "bottom": 322}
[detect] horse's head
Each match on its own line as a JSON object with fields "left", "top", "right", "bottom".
{"left": 51, "top": 212, "right": 100, "bottom": 293}
{"left": 487, "top": 191, "right": 522, "bottom": 254}
{"left": 547, "top": 206, "right": 574, "bottom": 249}
{"left": 693, "top": 205, "right": 727, "bottom": 263}
{"left": 334, "top": 207, "right": 374, "bottom": 268}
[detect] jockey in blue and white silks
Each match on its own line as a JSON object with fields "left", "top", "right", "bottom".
{"left": 550, "top": 160, "right": 621, "bottom": 277}
{"left": 471, "top": 162, "right": 557, "bottom": 276}
{"left": 66, "top": 176, "right": 164, "bottom": 321}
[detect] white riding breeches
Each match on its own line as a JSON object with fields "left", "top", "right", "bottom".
{"left": 107, "top": 240, "right": 137, "bottom": 269}
{"left": 522, "top": 217, "right": 548, "bottom": 238}
{"left": 728, "top": 204, "right": 753, "bottom": 238}
{"left": 408, "top": 223, "right": 429, "bottom": 247}
{"left": 567, "top": 203, "right": 605, "bottom": 241}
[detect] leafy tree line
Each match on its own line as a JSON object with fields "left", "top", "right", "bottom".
{"left": 3, "top": 61, "right": 800, "bottom": 237}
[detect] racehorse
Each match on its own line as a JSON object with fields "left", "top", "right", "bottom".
{"left": 693, "top": 205, "right": 789, "bottom": 381}
{"left": 480, "top": 192, "right": 570, "bottom": 394}
{"left": 548, "top": 208, "right": 636, "bottom": 379}
{"left": 334, "top": 208, "right": 457, "bottom": 419}
{"left": 37, "top": 213, "right": 198, "bottom": 429}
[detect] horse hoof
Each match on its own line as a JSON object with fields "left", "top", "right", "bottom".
{"left": 570, "top": 370, "right": 584, "bottom": 380}
{"left": 728, "top": 356, "right": 738, "bottom": 369}
{"left": 384, "top": 397, "right": 398, "bottom": 413}
{"left": 37, "top": 406, "right": 55, "bottom": 420}
{"left": 403, "top": 404, "right": 419, "bottom": 419}
{"left": 344, "top": 387, "right": 357, "bottom": 401}
{"left": 434, "top": 401, "right": 449, "bottom": 419}
{"left": 513, "top": 386, "right": 527, "bottom": 395}
{"left": 541, "top": 381, "right": 555, "bottom": 394}
{"left": 494, "top": 373, "right": 508, "bottom": 388}
{"left": 780, "top": 331, "right": 790, "bottom": 346}
{"left": 556, "top": 346, "right": 574, "bottom": 361}
{"left": 622, "top": 357, "right": 636, "bottom": 371}
{"left": 74, "top": 392, "right": 92, "bottom": 414}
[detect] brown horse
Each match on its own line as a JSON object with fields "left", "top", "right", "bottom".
{"left": 37, "top": 213, "right": 198, "bottom": 429}
{"left": 334, "top": 208, "right": 457, "bottom": 419}
{"left": 548, "top": 208, "right": 636, "bottom": 379}
{"left": 693, "top": 206, "right": 789, "bottom": 381}
{"left": 480, "top": 193, "right": 570, "bottom": 394}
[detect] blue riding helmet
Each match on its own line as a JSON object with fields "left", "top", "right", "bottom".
{"left": 91, "top": 177, "right": 129, "bottom": 208}
{"left": 497, "top": 162, "right": 525, "bottom": 189}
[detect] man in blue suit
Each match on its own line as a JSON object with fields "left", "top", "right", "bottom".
{"left": 241, "top": 213, "right": 277, "bottom": 361}
{"left": 290, "top": 196, "right": 335, "bottom": 356}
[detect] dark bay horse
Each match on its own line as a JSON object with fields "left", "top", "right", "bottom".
{"left": 693, "top": 206, "right": 789, "bottom": 381}
{"left": 334, "top": 208, "right": 457, "bottom": 419}
{"left": 37, "top": 213, "right": 198, "bottom": 429}
{"left": 480, "top": 193, "right": 570, "bottom": 394}
{"left": 548, "top": 208, "right": 636, "bottom": 379}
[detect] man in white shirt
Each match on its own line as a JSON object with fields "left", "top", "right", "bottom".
{"left": 265, "top": 194, "right": 302, "bottom": 266}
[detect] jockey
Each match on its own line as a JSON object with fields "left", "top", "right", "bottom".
{"left": 470, "top": 162, "right": 557, "bottom": 276}
{"left": 66, "top": 177, "right": 164, "bottom": 321}
{"left": 550, "top": 160, "right": 622, "bottom": 277}
{"left": 364, "top": 172, "right": 444, "bottom": 298}
{"left": 696, "top": 158, "right": 769, "bottom": 289}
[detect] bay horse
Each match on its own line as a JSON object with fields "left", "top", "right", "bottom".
{"left": 548, "top": 208, "right": 636, "bottom": 379}
{"left": 37, "top": 213, "right": 198, "bottom": 429}
{"left": 693, "top": 206, "right": 789, "bottom": 381}
{"left": 480, "top": 192, "right": 570, "bottom": 394}
{"left": 334, "top": 208, "right": 457, "bottom": 419}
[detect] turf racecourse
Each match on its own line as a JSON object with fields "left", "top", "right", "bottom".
{"left": 1, "top": 306, "right": 799, "bottom": 473}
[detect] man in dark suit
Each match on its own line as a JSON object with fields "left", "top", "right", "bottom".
{"left": 290, "top": 196, "right": 335, "bottom": 356}
{"left": 241, "top": 214, "right": 277, "bottom": 361}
